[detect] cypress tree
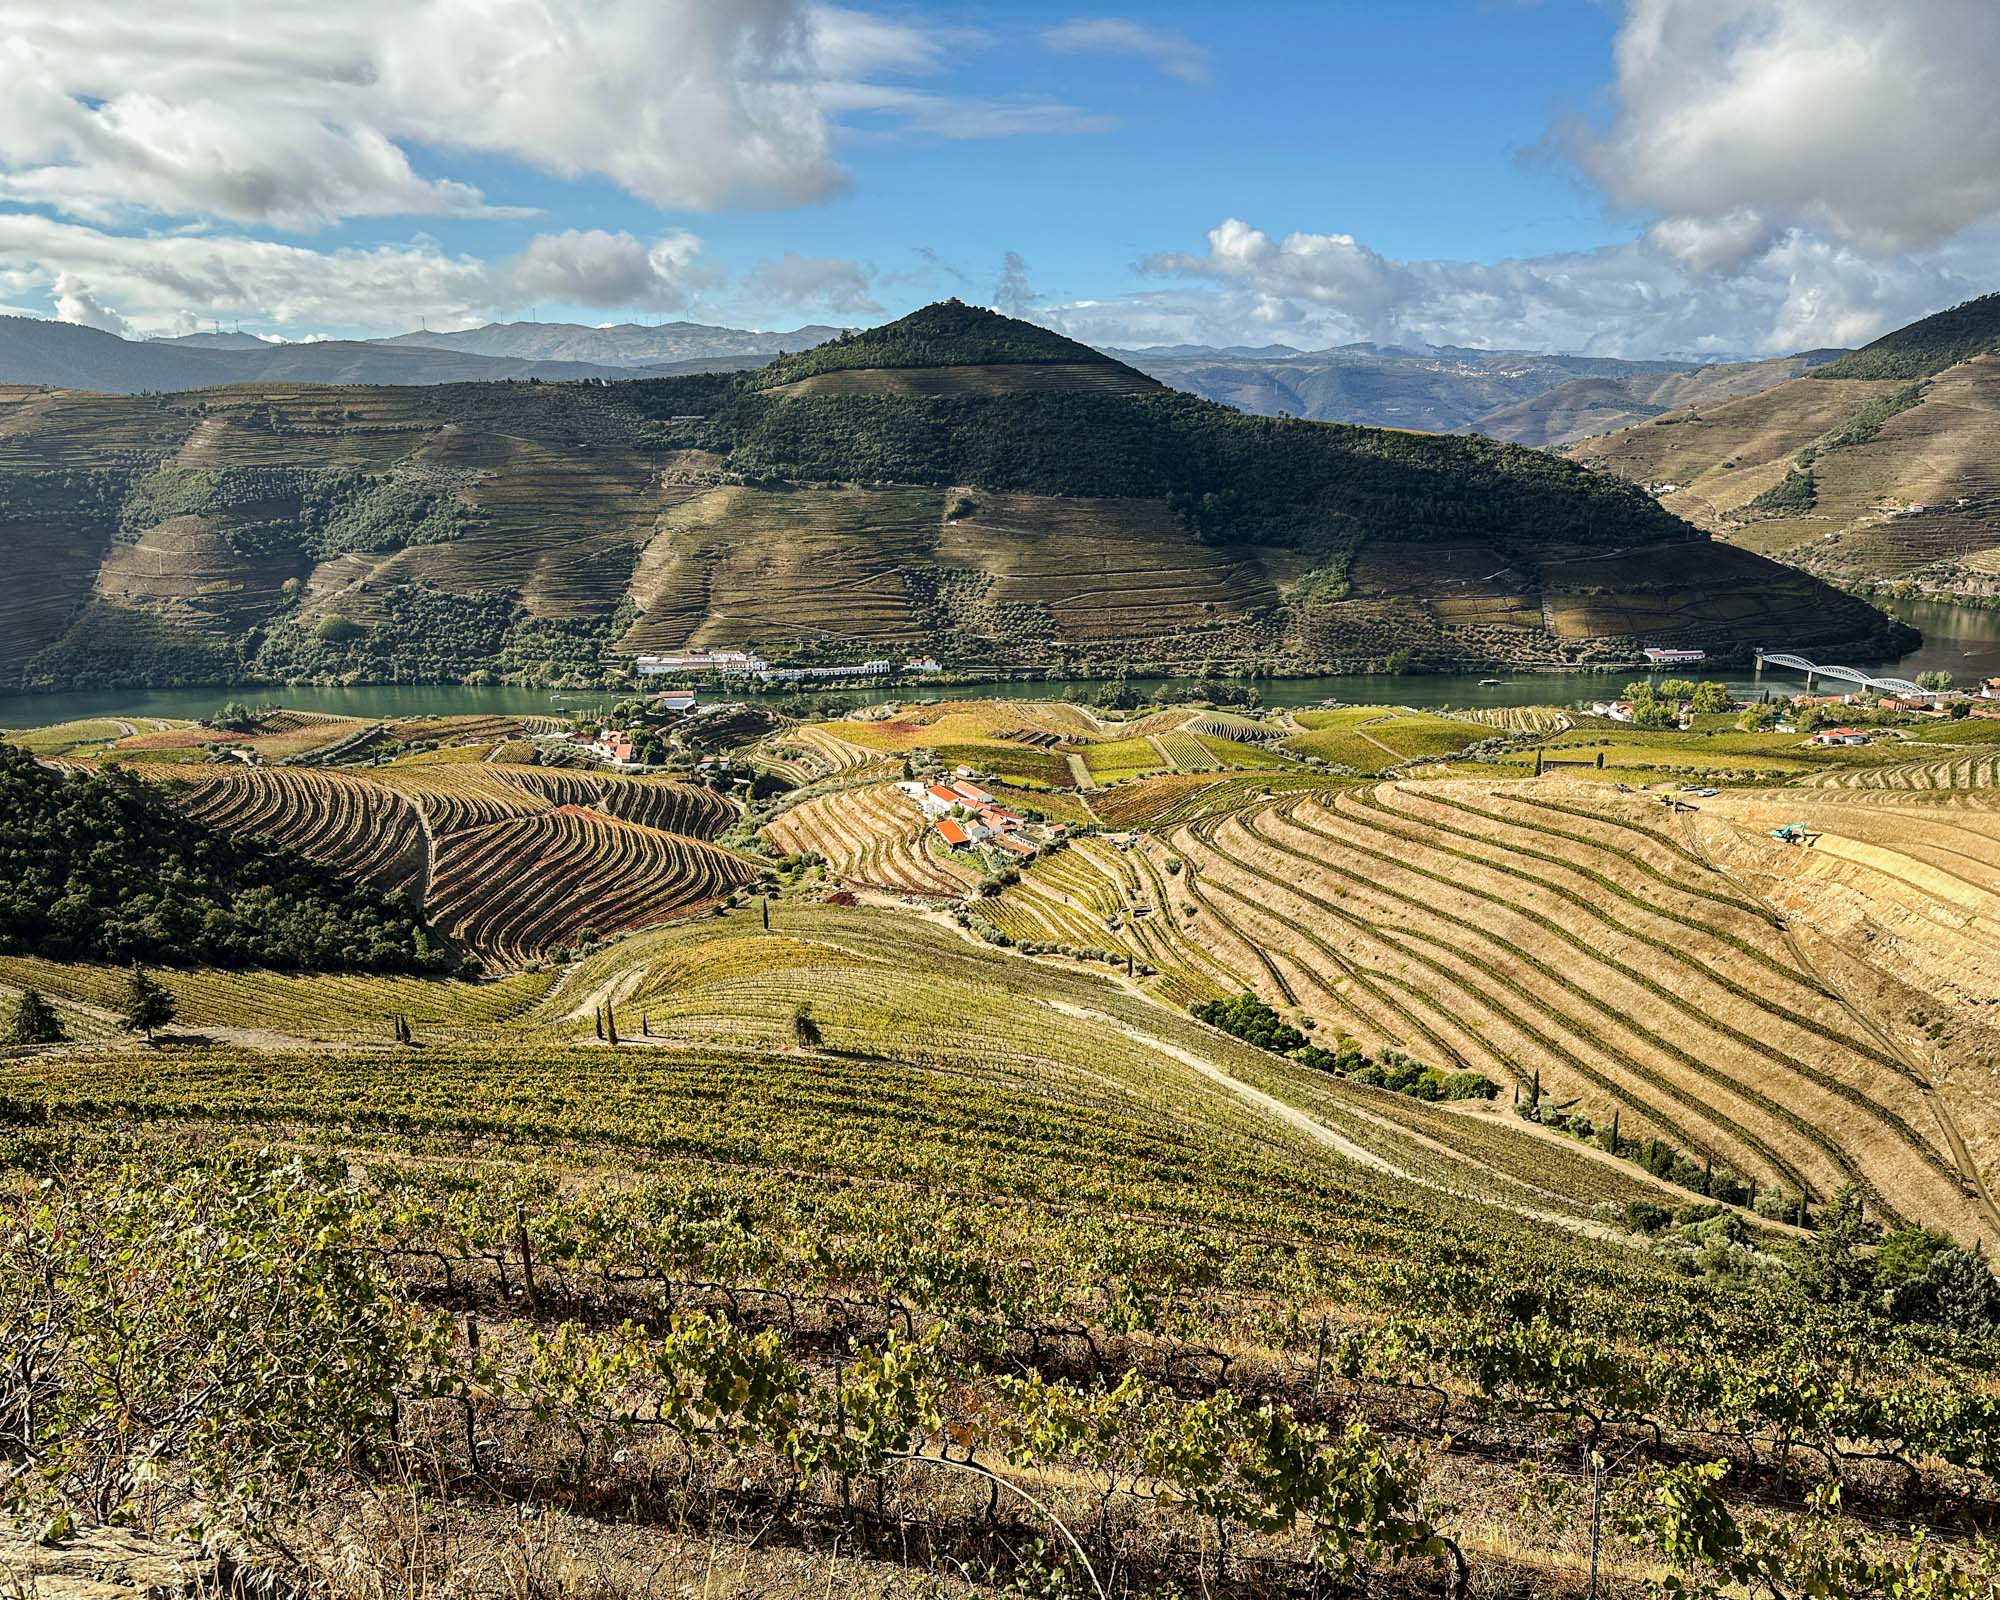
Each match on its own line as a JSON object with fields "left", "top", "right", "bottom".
{"left": 605, "top": 1003, "right": 619, "bottom": 1046}
{"left": 9, "top": 988, "right": 66, "bottom": 1045}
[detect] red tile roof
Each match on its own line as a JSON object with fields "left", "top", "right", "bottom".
{"left": 934, "top": 818, "right": 971, "bottom": 846}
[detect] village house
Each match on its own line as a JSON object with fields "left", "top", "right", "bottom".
{"left": 904, "top": 656, "right": 943, "bottom": 673}
{"left": 1983, "top": 678, "right": 2000, "bottom": 700}
{"left": 951, "top": 780, "right": 994, "bottom": 807}
{"left": 1813, "top": 727, "right": 1870, "bottom": 746}
{"left": 920, "top": 782, "right": 963, "bottom": 817}
{"left": 933, "top": 817, "right": 972, "bottom": 849}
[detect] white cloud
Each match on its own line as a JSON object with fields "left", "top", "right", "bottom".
{"left": 991, "top": 251, "right": 1036, "bottom": 317}
{"left": 504, "top": 230, "right": 713, "bottom": 311}
{"left": 1042, "top": 18, "right": 1210, "bottom": 84}
{"left": 1098, "top": 215, "right": 2000, "bottom": 357}
{"left": 1576, "top": 0, "right": 2000, "bottom": 254}
{"left": 744, "top": 251, "right": 880, "bottom": 314}
{"left": 0, "top": 215, "right": 718, "bottom": 336}
{"left": 49, "top": 272, "right": 131, "bottom": 335}
{"left": 0, "top": 1, "right": 1103, "bottom": 233}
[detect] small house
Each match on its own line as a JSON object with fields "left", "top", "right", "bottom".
{"left": 934, "top": 818, "right": 972, "bottom": 849}
{"left": 1813, "top": 727, "right": 1869, "bottom": 746}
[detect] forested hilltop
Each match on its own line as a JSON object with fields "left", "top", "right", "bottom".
{"left": 0, "top": 301, "right": 1904, "bottom": 692}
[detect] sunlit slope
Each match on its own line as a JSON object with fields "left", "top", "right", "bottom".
{"left": 1160, "top": 777, "right": 1998, "bottom": 1246}
{"left": 1567, "top": 295, "right": 2000, "bottom": 599}
{"left": 0, "top": 302, "right": 1908, "bottom": 687}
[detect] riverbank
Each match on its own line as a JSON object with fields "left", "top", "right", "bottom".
{"left": 5, "top": 600, "right": 1997, "bottom": 730}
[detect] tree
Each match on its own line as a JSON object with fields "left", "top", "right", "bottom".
{"left": 792, "top": 1002, "right": 822, "bottom": 1049}
{"left": 1789, "top": 1185, "right": 1880, "bottom": 1308}
{"left": 118, "top": 965, "right": 177, "bottom": 1043}
{"left": 9, "top": 987, "right": 66, "bottom": 1044}
{"left": 1916, "top": 669, "right": 1953, "bottom": 692}
{"left": 1690, "top": 681, "right": 1732, "bottom": 715}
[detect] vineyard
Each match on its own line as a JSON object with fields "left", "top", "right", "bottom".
{"left": 1162, "top": 778, "right": 1996, "bottom": 1245}
{"left": 10, "top": 687, "right": 2000, "bottom": 1597}
{"left": 166, "top": 759, "right": 746, "bottom": 966}
{"left": 10, "top": 901, "right": 2000, "bottom": 1596}
{"left": 762, "top": 781, "right": 978, "bottom": 897}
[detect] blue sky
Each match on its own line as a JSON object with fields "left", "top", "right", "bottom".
{"left": 2, "top": 1, "right": 1997, "bottom": 355}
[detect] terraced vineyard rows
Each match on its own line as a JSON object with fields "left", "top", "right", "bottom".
{"left": 1804, "top": 748, "right": 2000, "bottom": 793}
{"left": 165, "top": 761, "right": 744, "bottom": 966}
{"left": 1153, "top": 728, "right": 1220, "bottom": 772}
{"left": 1089, "top": 770, "right": 1356, "bottom": 828}
{"left": 427, "top": 810, "right": 756, "bottom": 967}
{"left": 174, "top": 767, "right": 429, "bottom": 897}
{"left": 986, "top": 837, "right": 1241, "bottom": 1004}
{"left": 763, "top": 782, "right": 977, "bottom": 897}
{"left": 1168, "top": 780, "right": 1986, "bottom": 1241}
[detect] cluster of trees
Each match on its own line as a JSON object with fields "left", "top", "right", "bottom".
{"left": 1618, "top": 677, "right": 1731, "bottom": 728}
{"left": 1794, "top": 1186, "right": 2000, "bottom": 1336}
{"left": 706, "top": 384, "right": 1691, "bottom": 555}
{"left": 0, "top": 743, "right": 460, "bottom": 973}
{"left": 1191, "top": 994, "right": 1497, "bottom": 1102}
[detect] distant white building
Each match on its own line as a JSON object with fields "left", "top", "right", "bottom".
{"left": 1642, "top": 647, "right": 1706, "bottom": 665}
{"left": 636, "top": 650, "right": 767, "bottom": 675}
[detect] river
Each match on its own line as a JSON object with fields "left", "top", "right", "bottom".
{"left": 4, "top": 597, "right": 1996, "bottom": 729}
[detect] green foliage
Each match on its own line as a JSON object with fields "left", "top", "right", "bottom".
{"left": 710, "top": 385, "right": 1693, "bottom": 552}
{"left": 0, "top": 1154, "right": 426, "bottom": 1535}
{"left": 1192, "top": 992, "right": 1308, "bottom": 1053}
{"left": 1813, "top": 292, "right": 2000, "bottom": 380}
{"left": 1799, "top": 382, "right": 1925, "bottom": 461}
{"left": 749, "top": 301, "right": 1111, "bottom": 389}
{"left": 0, "top": 743, "right": 455, "bottom": 973}
{"left": 1689, "top": 681, "right": 1731, "bottom": 714}
{"left": 8, "top": 987, "right": 66, "bottom": 1045}
{"left": 1916, "top": 669, "right": 1953, "bottom": 691}
{"left": 1193, "top": 996, "right": 1496, "bottom": 1102}
{"left": 1744, "top": 465, "right": 1817, "bottom": 515}
{"left": 117, "top": 966, "right": 176, "bottom": 1042}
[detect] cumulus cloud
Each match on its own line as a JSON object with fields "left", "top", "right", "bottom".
{"left": 744, "top": 251, "right": 881, "bottom": 314}
{"left": 0, "top": 215, "right": 719, "bottom": 336}
{"left": 1042, "top": 18, "right": 1210, "bottom": 84}
{"left": 49, "top": 272, "right": 131, "bottom": 335}
{"left": 1575, "top": 0, "right": 2000, "bottom": 255}
{"left": 0, "top": 0, "right": 1105, "bottom": 231}
{"left": 504, "top": 230, "right": 713, "bottom": 311}
{"left": 1103, "top": 215, "right": 1999, "bottom": 357}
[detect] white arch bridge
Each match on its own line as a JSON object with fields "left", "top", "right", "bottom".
{"left": 1754, "top": 651, "right": 1924, "bottom": 697}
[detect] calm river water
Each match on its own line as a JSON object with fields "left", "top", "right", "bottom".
{"left": 4, "top": 597, "right": 1995, "bottom": 729}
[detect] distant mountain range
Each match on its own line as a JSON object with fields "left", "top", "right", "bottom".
{"left": 0, "top": 313, "right": 1843, "bottom": 451}
{"left": 0, "top": 316, "right": 847, "bottom": 394}
{"left": 1107, "top": 342, "right": 1849, "bottom": 444}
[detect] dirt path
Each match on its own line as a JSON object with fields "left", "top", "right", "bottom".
{"left": 1067, "top": 753, "right": 1097, "bottom": 790}
{"left": 1044, "top": 1000, "right": 1628, "bottom": 1241}
{"left": 1352, "top": 718, "right": 1404, "bottom": 764}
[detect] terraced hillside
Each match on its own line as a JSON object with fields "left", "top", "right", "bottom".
{"left": 1568, "top": 295, "right": 2000, "bottom": 601}
{"left": 0, "top": 301, "right": 1906, "bottom": 690}
{"left": 1165, "top": 778, "right": 1999, "bottom": 1247}
{"left": 163, "top": 759, "right": 749, "bottom": 966}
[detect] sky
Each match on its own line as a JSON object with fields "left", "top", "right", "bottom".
{"left": 2, "top": 0, "right": 1998, "bottom": 357}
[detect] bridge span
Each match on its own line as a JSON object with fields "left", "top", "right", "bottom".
{"left": 1753, "top": 650, "right": 1924, "bottom": 698}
